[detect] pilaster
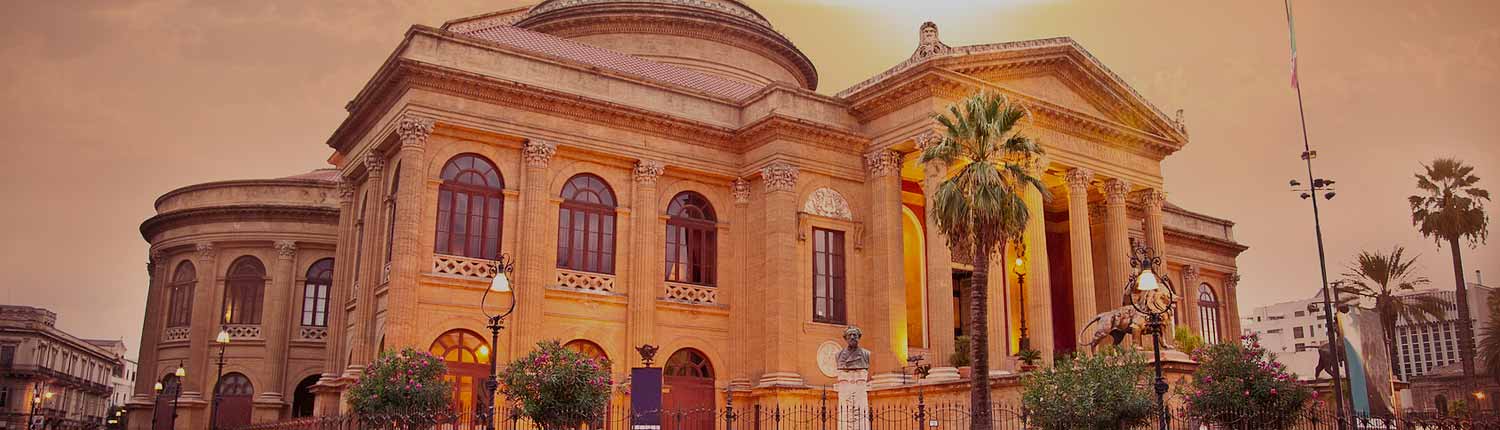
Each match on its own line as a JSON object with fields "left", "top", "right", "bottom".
{"left": 628, "top": 160, "right": 665, "bottom": 351}
{"left": 314, "top": 180, "right": 356, "bottom": 415}
{"left": 1064, "top": 168, "right": 1098, "bottom": 351}
{"left": 185, "top": 243, "right": 218, "bottom": 402}
{"left": 348, "top": 155, "right": 385, "bottom": 373}
{"left": 863, "top": 150, "right": 905, "bottom": 380}
{"left": 756, "top": 161, "right": 804, "bottom": 387}
{"left": 132, "top": 250, "right": 169, "bottom": 400}
{"left": 728, "top": 177, "right": 753, "bottom": 388}
{"left": 514, "top": 138, "right": 556, "bottom": 354}
{"left": 1224, "top": 273, "right": 1242, "bottom": 342}
{"left": 386, "top": 115, "right": 433, "bottom": 348}
{"left": 258, "top": 240, "right": 296, "bottom": 405}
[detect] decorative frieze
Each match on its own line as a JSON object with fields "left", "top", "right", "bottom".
{"left": 162, "top": 327, "right": 190, "bottom": 343}
{"left": 632, "top": 160, "right": 665, "bottom": 185}
{"left": 664, "top": 281, "right": 718, "bottom": 305}
{"left": 1181, "top": 264, "right": 1200, "bottom": 283}
{"left": 522, "top": 139, "right": 557, "bottom": 167}
{"left": 195, "top": 243, "right": 216, "bottom": 259}
{"left": 432, "top": 254, "right": 499, "bottom": 279}
{"left": 274, "top": 240, "right": 297, "bottom": 258}
{"left": 222, "top": 324, "right": 262, "bottom": 341}
{"left": 914, "top": 130, "right": 942, "bottom": 152}
{"left": 863, "top": 150, "right": 900, "bottom": 178}
{"left": 395, "top": 115, "right": 434, "bottom": 148}
{"left": 555, "top": 269, "right": 616, "bottom": 294}
{"left": 803, "top": 188, "right": 853, "bottom": 220}
{"left": 762, "top": 161, "right": 799, "bottom": 193}
{"left": 731, "top": 178, "right": 751, "bottom": 204}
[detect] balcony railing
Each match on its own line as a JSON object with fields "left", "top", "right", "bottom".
{"left": 222, "top": 324, "right": 262, "bottom": 341}
{"left": 431, "top": 254, "right": 498, "bottom": 279}
{"left": 162, "top": 326, "right": 190, "bottom": 342}
{"left": 664, "top": 281, "right": 717, "bottom": 305}
{"left": 297, "top": 326, "right": 328, "bottom": 341}
{"left": 554, "top": 269, "right": 615, "bottom": 293}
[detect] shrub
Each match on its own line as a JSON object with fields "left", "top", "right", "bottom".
{"left": 499, "top": 340, "right": 613, "bottom": 430}
{"left": 1173, "top": 325, "right": 1204, "bottom": 355}
{"left": 1021, "top": 347, "right": 1153, "bottom": 430}
{"left": 347, "top": 347, "right": 454, "bottom": 429}
{"left": 951, "top": 336, "right": 971, "bottom": 367}
{"left": 1178, "top": 333, "right": 1313, "bottom": 429}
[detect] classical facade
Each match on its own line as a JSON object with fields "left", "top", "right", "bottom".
{"left": 82, "top": 339, "right": 137, "bottom": 413}
{"left": 0, "top": 305, "right": 120, "bottom": 430}
{"left": 127, "top": 1, "right": 1247, "bottom": 428}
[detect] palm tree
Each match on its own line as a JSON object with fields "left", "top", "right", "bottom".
{"left": 1409, "top": 158, "right": 1490, "bottom": 389}
{"left": 921, "top": 91, "right": 1047, "bottom": 430}
{"left": 1335, "top": 246, "right": 1447, "bottom": 380}
{"left": 1478, "top": 293, "right": 1500, "bottom": 385}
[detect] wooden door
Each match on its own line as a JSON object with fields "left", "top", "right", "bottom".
{"left": 213, "top": 373, "right": 254, "bottom": 429}
{"left": 662, "top": 349, "right": 714, "bottom": 430}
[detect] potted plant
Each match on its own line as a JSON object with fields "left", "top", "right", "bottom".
{"left": 1017, "top": 348, "right": 1042, "bottom": 372}
{"left": 1021, "top": 347, "right": 1153, "bottom": 430}
{"left": 951, "top": 336, "right": 972, "bottom": 377}
{"left": 347, "top": 348, "right": 454, "bottom": 429}
{"left": 500, "top": 340, "right": 613, "bottom": 430}
{"left": 1178, "top": 333, "right": 1313, "bottom": 429}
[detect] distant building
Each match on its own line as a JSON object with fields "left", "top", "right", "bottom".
{"left": 1242, "top": 291, "right": 1333, "bottom": 358}
{"left": 1392, "top": 282, "right": 1493, "bottom": 379}
{"left": 83, "top": 339, "right": 136, "bottom": 412}
{"left": 0, "top": 305, "right": 121, "bottom": 430}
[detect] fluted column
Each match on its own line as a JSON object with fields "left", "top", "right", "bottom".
{"left": 513, "top": 139, "right": 555, "bottom": 354}
{"left": 628, "top": 160, "right": 664, "bottom": 351}
{"left": 756, "top": 161, "right": 803, "bottom": 387}
{"left": 728, "top": 178, "right": 753, "bottom": 389}
{"left": 1021, "top": 185, "right": 1055, "bottom": 364}
{"left": 314, "top": 181, "right": 356, "bottom": 415}
{"left": 348, "top": 155, "right": 385, "bottom": 372}
{"left": 1137, "top": 188, "right": 1167, "bottom": 256}
{"left": 387, "top": 115, "right": 433, "bottom": 348}
{"left": 1063, "top": 169, "right": 1098, "bottom": 350}
{"left": 1180, "top": 265, "right": 1200, "bottom": 335}
{"left": 185, "top": 243, "right": 219, "bottom": 401}
{"left": 1100, "top": 179, "right": 1131, "bottom": 308}
{"left": 1224, "top": 273, "right": 1242, "bottom": 341}
{"left": 259, "top": 241, "right": 296, "bottom": 403}
{"left": 917, "top": 132, "right": 957, "bottom": 369}
{"left": 865, "top": 150, "right": 905, "bottom": 381}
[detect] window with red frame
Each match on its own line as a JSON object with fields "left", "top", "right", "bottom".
{"left": 167, "top": 261, "right": 195, "bottom": 328}
{"left": 557, "top": 174, "right": 617, "bottom": 274}
{"left": 435, "top": 154, "right": 505, "bottom": 260}
{"left": 1198, "top": 284, "right": 1221, "bottom": 343}
{"left": 665, "top": 192, "right": 716, "bottom": 286}
{"left": 222, "top": 257, "right": 265, "bottom": 325}
{"left": 812, "top": 228, "right": 846, "bottom": 324}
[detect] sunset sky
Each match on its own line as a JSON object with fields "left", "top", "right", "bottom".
{"left": 1, "top": 0, "right": 1495, "bottom": 354}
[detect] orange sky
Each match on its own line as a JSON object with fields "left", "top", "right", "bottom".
{"left": 1, "top": 0, "right": 1495, "bottom": 354}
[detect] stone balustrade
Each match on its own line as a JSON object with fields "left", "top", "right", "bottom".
{"left": 554, "top": 269, "right": 615, "bottom": 293}
{"left": 162, "top": 326, "right": 190, "bottom": 342}
{"left": 432, "top": 254, "right": 499, "bottom": 279}
{"left": 664, "top": 281, "right": 717, "bottom": 305}
{"left": 222, "top": 324, "right": 262, "bottom": 340}
{"left": 297, "top": 326, "right": 329, "bottom": 341}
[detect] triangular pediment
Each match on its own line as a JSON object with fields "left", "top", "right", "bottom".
{"left": 980, "top": 70, "right": 1115, "bottom": 122}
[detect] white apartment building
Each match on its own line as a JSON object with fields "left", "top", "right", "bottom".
{"left": 83, "top": 339, "right": 137, "bottom": 412}
{"left": 1392, "top": 282, "right": 1492, "bottom": 379}
{"left": 1243, "top": 291, "right": 1333, "bottom": 357}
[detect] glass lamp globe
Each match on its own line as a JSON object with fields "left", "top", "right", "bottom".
{"left": 216, "top": 329, "right": 231, "bottom": 344}
{"left": 490, "top": 271, "right": 510, "bottom": 293}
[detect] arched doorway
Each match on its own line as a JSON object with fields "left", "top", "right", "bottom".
{"left": 152, "top": 374, "right": 180, "bottom": 430}
{"left": 564, "top": 340, "right": 611, "bottom": 429}
{"left": 662, "top": 349, "right": 714, "bottom": 430}
{"left": 213, "top": 373, "right": 254, "bottom": 429}
{"left": 429, "top": 329, "right": 490, "bottom": 414}
{"left": 291, "top": 375, "right": 319, "bottom": 418}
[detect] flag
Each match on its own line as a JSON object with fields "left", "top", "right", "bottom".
{"left": 1285, "top": 0, "right": 1299, "bottom": 88}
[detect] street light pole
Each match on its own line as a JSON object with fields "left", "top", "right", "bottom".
{"left": 1013, "top": 240, "right": 1029, "bottom": 352}
{"left": 1126, "top": 243, "right": 1175, "bottom": 430}
{"left": 210, "top": 329, "right": 230, "bottom": 430}
{"left": 1290, "top": 174, "right": 1347, "bottom": 428}
{"left": 28, "top": 382, "right": 52, "bottom": 430}
{"left": 480, "top": 254, "right": 517, "bottom": 430}
{"left": 170, "top": 362, "right": 185, "bottom": 430}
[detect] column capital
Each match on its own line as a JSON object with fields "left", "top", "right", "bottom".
{"left": 195, "top": 243, "right": 216, "bottom": 260}
{"left": 1064, "top": 168, "right": 1094, "bottom": 191}
{"left": 274, "top": 241, "right": 298, "bottom": 259}
{"left": 522, "top": 139, "right": 557, "bottom": 167}
{"left": 632, "top": 160, "right": 666, "bottom": 185}
{"left": 731, "top": 178, "right": 751, "bottom": 204}
{"left": 1180, "top": 264, "right": 1200, "bottom": 282}
{"left": 336, "top": 180, "right": 356, "bottom": 203}
{"left": 1226, "top": 272, "right": 1241, "bottom": 289}
{"left": 1134, "top": 188, "right": 1166, "bottom": 211}
{"left": 762, "top": 161, "right": 799, "bottom": 193}
{"left": 395, "top": 115, "right": 435, "bottom": 149}
{"left": 1101, "top": 178, "right": 1130, "bottom": 204}
{"left": 364, "top": 153, "right": 385, "bottom": 175}
{"left": 863, "top": 150, "right": 901, "bottom": 178}
{"left": 914, "top": 130, "right": 942, "bottom": 152}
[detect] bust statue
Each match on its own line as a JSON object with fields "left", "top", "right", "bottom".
{"left": 835, "top": 326, "right": 871, "bottom": 371}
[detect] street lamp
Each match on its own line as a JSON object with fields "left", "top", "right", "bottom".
{"left": 152, "top": 382, "right": 163, "bottom": 430}
{"left": 210, "top": 328, "right": 230, "bottom": 430}
{"left": 479, "top": 254, "right": 517, "bottom": 430}
{"left": 28, "top": 382, "right": 54, "bottom": 430}
{"left": 1291, "top": 172, "right": 1349, "bottom": 429}
{"left": 171, "top": 362, "right": 186, "bottom": 430}
{"left": 1125, "top": 243, "right": 1175, "bottom": 430}
{"left": 1013, "top": 240, "right": 1029, "bottom": 352}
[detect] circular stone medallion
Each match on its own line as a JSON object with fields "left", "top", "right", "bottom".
{"left": 816, "top": 341, "right": 842, "bottom": 377}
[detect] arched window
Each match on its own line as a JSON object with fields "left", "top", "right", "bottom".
{"left": 1198, "top": 284, "right": 1221, "bottom": 343}
{"left": 223, "top": 257, "right": 266, "bottom": 325}
{"left": 665, "top": 192, "right": 717, "bottom": 286}
{"left": 558, "top": 174, "right": 618, "bottom": 274}
{"left": 291, "top": 375, "right": 319, "bottom": 418}
{"left": 664, "top": 349, "right": 713, "bottom": 378}
{"left": 564, "top": 339, "right": 609, "bottom": 362}
{"left": 429, "top": 329, "right": 491, "bottom": 413}
{"left": 384, "top": 163, "right": 401, "bottom": 264}
{"left": 166, "top": 261, "right": 195, "bottom": 328}
{"left": 301, "top": 258, "right": 334, "bottom": 327}
{"left": 436, "top": 154, "right": 505, "bottom": 260}
{"left": 213, "top": 373, "right": 254, "bottom": 428}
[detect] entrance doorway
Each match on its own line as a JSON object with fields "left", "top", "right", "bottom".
{"left": 662, "top": 349, "right": 714, "bottom": 430}
{"left": 213, "top": 373, "right": 254, "bottom": 429}
{"left": 429, "top": 329, "right": 491, "bottom": 415}
{"left": 152, "top": 374, "right": 180, "bottom": 430}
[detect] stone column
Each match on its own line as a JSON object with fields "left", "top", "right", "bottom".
{"left": 984, "top": 251, "right": 1008, "bottom": 370}
{"left": 917, "top": 132, "right": 957, "bottom": 371}
{"left": 386, "top": 115, "right": 433, "bottom": 348}
{"left": 513, "top": 139, "right": 556, "bottom": 354}
{"left": 1021, "top": 185, "right": 1054, "bottom": 364}
{"left": 1064, "top": 168, "right": 1098, "bottom": 350}
{"left": 1224, "top": 273, "right": 1242, "bottom": 342}
{"left": 628, "top": 160, "right": 665, "bottom": 351}
{"left": 314, "top": 181, "right": 356, "bottom": 415}
{"left": 347, "top": 155, "right": 385, "bottom": 373}
{"left": 1100, "top": 179, "right": 1131, "bottom": 308}
{"left": 1137, "top": 188, "right": 1167, "bottom": 256}
{"left": 864, "top": 150, "right": 905, "bottom": 385}
{"left": 185, "top": 243, "right": 218, "bottom": 401}
{"left": 757, "top": 161, "right": 803, "bottom": 387}
{"left": 1180, "top": 265, "right": 1200, "bottom": 335}
{"left": 260, "top": 241, "right": 297, "bottom": 404}
{"left": 728, "top": 178, "right": 754, "bottom": 390}
{"left": 127, "top": 250, "right": 169, "bottom": 428}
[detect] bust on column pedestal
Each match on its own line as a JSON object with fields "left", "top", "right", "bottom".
{"left": 834, "top": 326, "right": 872, "bottom": 430}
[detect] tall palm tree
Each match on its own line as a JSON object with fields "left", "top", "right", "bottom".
{"left": 1409, "top": 158, "right": 1490, "bottom": 389}
{"left": 921, "top": 91, "right": 1047, "bottom": 430}
{"left": 1335, "top": 246, "right": 1447, "bottom": 380}
{"left": 1478, "top": 293, "right": 1500, "bottom": 385}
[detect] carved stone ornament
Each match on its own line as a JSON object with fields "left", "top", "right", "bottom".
{"left": 863, "top": 150, "right": 900, "bottom": 178}
{"left": 522, "top": 139, "right": 557, "bottom": 167}
{"left": 632, "top": 160, "right": 665, "bottom": 185}
{"left": 396, "top": 115, "right": 435, "bottom": 148}
{"left": 731, "top": 178, "right": 751, "bottom": 204}
{"left": 803, "top": 188, "right": 853, "bottom": 220}
{"left": 1101, "top": 178, "right": 1130, "bottom": 204}
{"left": 1135, "top": 188, "right": 1166, "bottom": 211}
{"left": 1181, "top": 264, "right": 1200, "bottom": 282}
{"left": 195, "top": 243, "right": 216, "bottom": 259}
{"left": 762, "top": 161, "right": 799, "bottom": 193}
{"left": 836, "top": 326, "right": 871, "bottom": 371}
{"left": 912, "top": 22, "right": 951, "bottom": 60}
{"left": 1227, "top": 273, "right": 1241, "bottom": 289}
{"left": 636, "top": 344, "right": 660, "bottom": 367}
{"left": 275, "top": 240, "right": 298, "bottom": 258}
{"left": 1064, "top": 168, "right": 1094, "bottom": 191}
{"left": 914, "top": 130, "right": 942, "bottom": 152}
{"left": 336, "top": 180, "right": 356, "bottom": 202}
{"left": 364, "top": 153, "right": 385, "bottom": 174}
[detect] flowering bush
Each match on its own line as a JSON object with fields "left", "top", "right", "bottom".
{"left": 347, "top": 347, "right": 454, "bottom": 428}
{"left": 1021, "top": 347, "right": 1153, "bottom": 430}
{"left": 500, "top": 340, "right": 613, "bottom": 430}
{"left": 1179, "top": 333, "right": 1314, "bottom": 429}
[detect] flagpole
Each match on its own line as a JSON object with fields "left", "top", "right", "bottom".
{"left": 1285, "top": 0, "right": 1349, "bottom": 426}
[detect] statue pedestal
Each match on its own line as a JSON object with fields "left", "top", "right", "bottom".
{"left": 835, "top": 369, "right": 871, "bottom": 430}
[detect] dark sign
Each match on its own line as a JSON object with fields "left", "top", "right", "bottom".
{"left": 631, "top": 367, "right": 663, "bottom": 430}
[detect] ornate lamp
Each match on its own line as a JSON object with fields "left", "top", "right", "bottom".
{"left": 479, "top": 254, "right": 517, "bottom": 430}
{"left": 1013, "top": 240, "right": 1030, "bottom": 352}
{"left": 1125, "top": 242, "right": 1175, "bottom": 430}
{"left": 210, "top": 328, "right": 230, "bottom": 430}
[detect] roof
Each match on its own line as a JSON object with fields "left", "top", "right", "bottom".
{"left": 459, "top": 24, "right": 764, "bottom": 101}
{"left": 278, "top": 168, "right": 340, "bottom": 182}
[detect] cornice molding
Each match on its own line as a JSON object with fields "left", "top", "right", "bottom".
{"left": 736, "top": 113, "right": 867, "bottom": 156}
{"left": 141, "top": 205, "right": 341, "bottom": 242}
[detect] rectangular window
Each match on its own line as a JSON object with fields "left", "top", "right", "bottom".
{"left": 1294, "top": 311, "right": 1305, "bottom": 317}
{"left": 1294, "top": 327, "right": 1305, "bottom": 339}
{"left": 0, "top": 345, "right": 13, "bottom": 368}
{"left": 301, "top": 283, "right": 330, "bottom": 327}
{"left": 0, "top": 386, "right": 8, "bottom": 408}
{"left": 812, "top": 228, "right": 846, "bottom": 324}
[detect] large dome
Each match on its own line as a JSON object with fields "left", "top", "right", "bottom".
{"left": 513, "top": 0, "right": 818, "bottom": 90}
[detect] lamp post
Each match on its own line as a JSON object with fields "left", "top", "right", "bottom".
{"left": 151, "top": 382, "right": 163, "bottom": 430}
{"left": 28, "top": 383, "right": 54, "bottom": 430}
{"left": 1125, "top": 243, "right": 1175, "bottom": 430}
{"left": 1013, "top": 240, "right": 1029, "bottom": 352}
{"left": 210, "top": 329, "right": 230, "bottom": 430}
{"left": 1290, "top": 159, "right": 1348, "bottom": 428}
{"left": 480, "top": 254, "right": 517, "bottom": 430}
